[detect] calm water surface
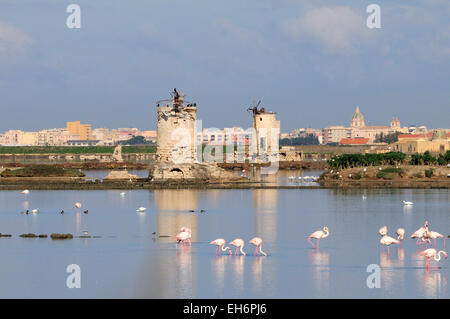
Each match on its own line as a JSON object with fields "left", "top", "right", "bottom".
{"left": 0, "top": 185, "right": 449, "bottom": 298}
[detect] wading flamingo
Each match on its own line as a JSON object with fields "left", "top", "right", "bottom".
{"left": 31, "top": 208, "right": 39, "bottom": 214}
{"left": 75, "top": 202, "right": 82, "bottom": 209}
{"left": 21, "top": 190, "right": 30, "bottom": 195}
{"left": 420, "top": 248, "right": 447, "bottom": 269}
{"left": 428, "top": 230, "right": 445, "bottom": 249}
{"left": 307, "top": 227, "right": 329, "bottom": 249}
{"left": 136, "top": 206, "right": 146, "bottom": 212}
{"left": 230, "top": 238, "right": 246, "bottom": 256}
{"left": 380, "top": 235, "right": 400, "bottom": 257}
{"left": 249, "top": 237, "right": 267, "bottom": 256}
{"left": 403, "top": 200, "right": 414, "bottom": 206}
{"left": 379, "top": 226, "right": 388, "bottom": 237}
{"left": 396, "top": 228, "right": 405, "bottom": 245}
{"left": 175, "top": 231, "right": 191, "bottom": 246}
{"left": 180, "top": 226, "right": 191, "bottom": 234}
{"left": 411, "top": 221, "right": 429, "bottom": 248}
{"left": 209, "top": 238, "right": 231, "bottom": 256}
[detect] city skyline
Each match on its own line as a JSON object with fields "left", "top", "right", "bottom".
{"left": 0, "top": 0, "right": 449, "bottom": 132}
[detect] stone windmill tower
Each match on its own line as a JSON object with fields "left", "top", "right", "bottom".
{"left": 247, "top": 100, "right": 280, "bottom": 162}
{"left": 156, "top": 89, "right": 197, "bottom": 163}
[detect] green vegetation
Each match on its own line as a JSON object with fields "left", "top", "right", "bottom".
{"left": 0, "top": 145, "right": 156, "bottom": 154}
{"left": 376, "top": 171, "right": 393, "bottom": 180}
{"left": 328, "top": 152, "right": 406, "bottom": 169}
{"left": 374, "top": 132, "right": 401, "bottom": 144}
{"left": 425, "top": 168, "right": 434, "bottom": 178}
{"left": 0, "top": 165, "right": 85, "bottom": 177}
{"left": 279, "top": 136, "right": 319, "bottom": 146}
{"left": 0, "top": 146, "right": 114, "bottom": 154}
{"left": 375, "top": 167, "right": 403, "bottom": 180}
{"left": 122, "top": 145, "right": 156, "bottom": 153}
{"left": 351, "top": 172, "right": 362, "bottom": 180}
{"left": 118, "top": 136, "right": 155, "bottom": 145}
{"left": 410, "top": 151, "right": 450, "bottom": 165}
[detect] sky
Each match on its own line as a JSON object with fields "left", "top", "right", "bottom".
{"left": 0, "top": 0, "right": 449, "bottom": 132}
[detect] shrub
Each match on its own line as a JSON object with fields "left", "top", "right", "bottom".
{"left": 425, "top": 168, "right": 434, "bottom": 178}
{"left": 352, "top": 172, "right": 362, "bottom": 180}
{"left": 376, "top": 171, "right": 393, "bottom": 180}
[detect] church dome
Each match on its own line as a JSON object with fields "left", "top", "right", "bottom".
{"left": 350, "top": 106, "right": 365, "bottom": 127}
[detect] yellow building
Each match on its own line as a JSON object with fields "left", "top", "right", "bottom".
{"left": 393, "top": 131, "right": 450, "bottom": 154}
{"left": 67, "top": 121, "right": 92, "bottom": 140}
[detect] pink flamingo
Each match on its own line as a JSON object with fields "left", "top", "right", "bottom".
{"left": 230, "top": 238, "right": 246, "bottom": 256}
{"left": 175, "top": 231, "right": 191, "bottom": 246}
{"left": 180, "top": 226, "right": 191, "bottom": 234}
{"left": 307, "top": 227, "right": 329, "bottom": 249}
{"left": 411, "top": 221, "right": 429, "bottom": 248}
{"left": 209, "top": 238, "right": 231, "bottom": 256}
{"left": 249, "top": 237, "right": 267, "bottom": 256}
{"left": 378, "top": 226, "right": 387, "bottom": 237}
{"left": 380, "top": 235, "right": 400, "bottom": 257}
{"left": 428, "top": 231, "right": 445, "bottom": 249}
{"left": 420, "top": 248, "right": 447, "bottom": 269}
{"left": 396, "top": 228, "right": 405, "bottom": 246}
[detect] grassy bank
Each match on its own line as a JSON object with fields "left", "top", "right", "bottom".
{"left": 0, "top": 146, "right": 156, "bottom": 154}
{"left": 0, "top": 165, "right": 85, "bottom": 177}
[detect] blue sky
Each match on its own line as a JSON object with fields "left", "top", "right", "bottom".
{"left": 0, "top": 0, "right": 449, "bottom": 132}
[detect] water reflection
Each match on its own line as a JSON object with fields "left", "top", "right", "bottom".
{"left": 380, "top": 247, "right": 405, "bottom": 293}
{"left": 211, "top": 256, "right": 226, "bottom": 295}
{"left": 308, "top": 250, "right": 330, "bottom": 295}
{"left": 251, "top": 257, "right": 263, "bottom": 291}
{"left": 421, "top": 270, "right": 447, "bottom": 298}
{"left": 252, "top": 189, "right": 277, "bottom": 242}
{"left": 155, "top": 190, "right": 198, "bottom": 243}
{"left": 230, "top": 256, "right": 245, "bottom": 293}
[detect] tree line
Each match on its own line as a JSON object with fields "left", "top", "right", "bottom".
{"left": 328, "top": 150, "right": 450, "bottom": 169}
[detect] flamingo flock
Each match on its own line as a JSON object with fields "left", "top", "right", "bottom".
{"left": 379, "top": 222, "right": 447, "bottom": 269}
{"left": 14, "top": 189, "right": 449, "bottom": 271}
{"left": 209, "top": 237, "right": 268, "bottom": 256}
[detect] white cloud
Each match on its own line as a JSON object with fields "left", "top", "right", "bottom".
{"left": 282, "top": 6, "right": 371, "bottom": 54}
{"left": 0, "top": 21, "right": 32, "bottom": 54}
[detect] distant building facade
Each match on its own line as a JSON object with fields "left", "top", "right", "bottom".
{"left": 322, "top": 106, "right": 408, "bottom": 144}
{"left": 67, "top": 121, "right": 93, "bottom": 140}
{"left": 393, "top": 130, "right": 450, "bottom": 154}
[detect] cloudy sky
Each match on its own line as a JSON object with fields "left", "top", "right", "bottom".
{"left": 0, "top": 0, "right": 449, "bottom": 132}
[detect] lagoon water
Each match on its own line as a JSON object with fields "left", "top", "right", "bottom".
{"left": 0, "top": 177, "right": 449, "bottom": 298}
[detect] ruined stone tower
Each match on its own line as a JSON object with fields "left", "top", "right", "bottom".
{"left": 249, "top": 101, "right": 280, "bottom": 162}
{"left": 156, "top": 89, "right": 197, "bottom": 163}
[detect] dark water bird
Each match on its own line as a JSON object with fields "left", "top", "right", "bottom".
{"left": 83, "top": 210, "right": 88, "bottom": 214}
{"left": 20, "top": 210, "right": 29, "bottom": 215}
{"left": 200, "top": 209, "right": 206, "bottom": 213}
{"left": 152, "top": 232, "right": 156, "bottom": 236}
{"left": 60, "top": 210, "right": 64, "bottom": 214}
{"left": 188, "top": 209, "right": 195, "bottom": 212}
